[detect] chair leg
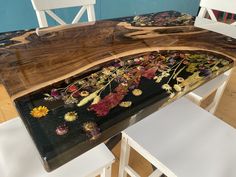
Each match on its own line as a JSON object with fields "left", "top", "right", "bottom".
{"left": 101, "top": 165, "right": 112, "bottom": 177}
{"left": 35, "top": 10, "right": 48, "bottom": 28}
{"left": 118, "top": 136, "right": 130, "bottom": 177}
{"left": 87, "top": 4, "right": 96, "bottom": 22}
{"left": 210, "top": 69, "right": 233, "bottom": 114}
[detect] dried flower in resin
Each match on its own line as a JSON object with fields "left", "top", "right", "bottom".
{"left": 89, "top": 84, "right": 128, "bottom": 116}
{"left": 142, "top": 67, "right": 158, "bottom": 79}
{"left": 44, "top": 93, "right": 54, "bottom": 101}
{"left": 83, "top": 122, "right": 97, "bottom": 132}
{"left": 80, "top": 91, "right": 89, "bottom": 97}
{"left": 89, "top": 129, "right": 101, "bottom": 140}
{"left": 56, "top": 123, "right": 68, "bottom": 135}
{"left": 119, "top": 101, "right": 132, "bottom": 108}
{"left": 162, "top": 84, "right": 172, "bottom": 91}
{"left": 221, "top": 60, "right": 230, "bottom": 66}
{"left": 91, "top": 96, "right": 101, "bottom": 105}
{"left": 174, "top": 84, "right": 182, "bottom": 92}
{"left": 68, "top": 85, "right": 78, "bottom": 92}
{"left": 64, "top": 96, "right": 78, "bottom": 104}
{"left": 176, "top": 77, "right": 184, "bottom": 82}
{"left": 64, "top": 111, "right": 78, "bottom": 122}
{"left": 77, "top": 90, "right": 99, "bottom": 107}
{"left": 51, "top": 89, "right": 61, "bottom": 99}
{"left": 132, "top": 89, "right": 142, "bottom": 96}
{"left": 83, "top": 122, "right": 101, "bottom": 140}
{"left": 30, "top": 106, "right": 49, "bottom": 118}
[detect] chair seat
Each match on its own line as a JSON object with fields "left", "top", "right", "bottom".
{"left": 0, "top": 118, "right": 114, "bottom": 177}
{"left": 122, "top": 98, "right": 236, "bottom": 177}
{"left": 187, "top": 73, "right": 227, "bottom": 100}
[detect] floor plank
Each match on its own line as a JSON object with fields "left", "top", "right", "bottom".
{"left": 215, "top": 67, "right": 236, "bottom": 128}
{"left": 0, "top": 85, "right": 18, "bottom": 122}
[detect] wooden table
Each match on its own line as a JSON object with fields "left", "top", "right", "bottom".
{"left": 0, "top": 11, "right": 235, "bottom": 172}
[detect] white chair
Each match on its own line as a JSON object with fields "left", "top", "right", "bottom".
{"left": 195, "top": 0, "right": 236, "bottom": 39}
{"left": 187, "top": 0, "right": 236, "bottom": 113}
{"left": 31, "top": 0, "right": 96, "bottom": 28}
{"left": 0, "top": 118, "right": 115, "bottom": 177}
{"left": 119, "top": 98, "right": 236, "bottom": 177}
{"left": 186, "top": 70, "right": 231, "bottom": 113}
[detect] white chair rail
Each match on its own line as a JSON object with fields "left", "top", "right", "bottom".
{"left": 31, "top": 0, "right": 96, "bottom": 28}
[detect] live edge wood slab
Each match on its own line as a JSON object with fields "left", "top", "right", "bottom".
{"left": 0, "top": 11, "right": 235, "bottom": 171}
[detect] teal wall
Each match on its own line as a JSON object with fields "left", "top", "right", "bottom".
{"left": 0, "top": 0, "right": 200, "bottom": 33}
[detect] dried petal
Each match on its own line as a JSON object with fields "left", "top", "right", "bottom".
{"left": 91, "top": 96, "right": 101, "bottom": 105}
{"left": 77, "top": 90, "right": 99, "bottom": 107}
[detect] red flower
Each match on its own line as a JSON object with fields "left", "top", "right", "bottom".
{"left": 68, "top": 85, "right": 78, "bottom": 92}
{"left": 142, "top": 67, "right": 158, "bottom": 79}
{"left": 89, "top": 84, "right": 128, "bottom": 117}
{"left": 89, "top": 102, "right": 110, "bottom": 117}
{"left": 72, "top": 91, "right": 80, "bottom": 97}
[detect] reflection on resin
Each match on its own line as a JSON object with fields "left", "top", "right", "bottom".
{"left": 121, "top": 11, "right": 194, "bottom": 27}
{"left": 29, "top": 51, "right": 232, "bottom": 139}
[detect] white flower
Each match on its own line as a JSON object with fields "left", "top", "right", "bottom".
{"left": 174, "top": 84, "right": 182, "bottom": 92}
{"left": 162, "top": 84, "right": 172, "bottom": 91}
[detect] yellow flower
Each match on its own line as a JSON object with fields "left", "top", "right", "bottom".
{"left": 162, "top": 72, "right": 170, "bottom": 77}
{"left": 83, "top": 122, "right": 97, "bottom": 132}
{"left": 176, "top": 77, "right": 184, "bottom": 82}
{"left": 132, "top": 89, "right": 142, "bottom": 96}
{"left": 30, "top": 106, "right": 49, "bottom": 118}
{"left": 119, "top": 101, "right": 132, "bottom": 108}
{"left": 186, "top": 63, "right": 197, "bottom": 73}
{"left": 174, "top": 84, "right": 182, "bottom": 92}
{"left": 221, "top": 60, "right": 229, "bottom": 66}
{"left": 64, "top": 111, "right": 78, "bottom": 122}
{"left": 80, "top": 91, "right": 89, "bottom": 97}
{"left": 162, "top": 84, "right": 172, "bottom": 91}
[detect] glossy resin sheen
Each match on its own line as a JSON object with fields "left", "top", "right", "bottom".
{"left": 0, "top": 11, "right": 235, "bottom": 171}
{"left": 0, "top": 11, "right": 235, "bottom": 99}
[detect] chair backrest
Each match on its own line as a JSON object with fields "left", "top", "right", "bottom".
{"left": 31, "top": 0, "right": 96, "bottom": 28}
{"left": 195, "top": 0, "right": 236, "bottom": 38}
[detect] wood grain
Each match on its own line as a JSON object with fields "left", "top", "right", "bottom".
{"left": 0, "top": 13, "right": 236, "bottom": 101}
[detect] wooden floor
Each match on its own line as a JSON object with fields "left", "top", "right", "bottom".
{"left": 0, "top": 68, "right": 236, "bottom": 176}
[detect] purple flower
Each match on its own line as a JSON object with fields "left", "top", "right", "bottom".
{"left": 149, "top": 54, "right": 155, "bottom": 60}
{"left": 200, "top": 69, "right": 212, "bottom": 76}
{"left": 168, "top": 58, "right": 176, "bottom": 65}
{"left": 51, "top": 89, "right": 61, "bottom": 99}
{"left": 129, "top": 85, "right": 136, "bottom": 90}
{"left": 113, "top": 63, "right": 121, "bottom": 67}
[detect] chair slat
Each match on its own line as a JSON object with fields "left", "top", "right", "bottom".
{"left": 72, "top": 6, "right": 87, "bottom": 24}
{"left": 200, "top": 0, "right": 236, "bottom": 15}
{"left": 31, "top": 0, "right": 95, "bottom": 11}
{"left": 31, "top": 0, "right": 96, "bottom": 28}
{"left": 45, "top": 10, "right": 66, "bottom": 25}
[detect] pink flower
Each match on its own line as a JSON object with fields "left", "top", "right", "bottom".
{"left": 142, "top": 67, "right": 158, "bottom": 79}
